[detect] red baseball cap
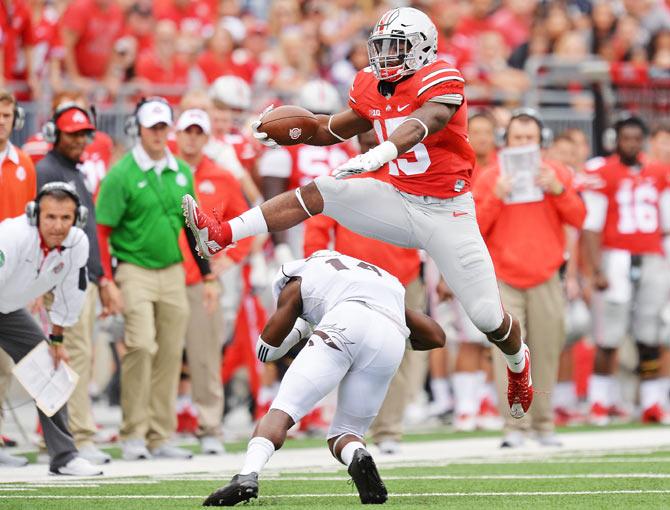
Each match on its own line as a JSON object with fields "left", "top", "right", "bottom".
{"left": 56, "top": 108, "right": 95, "bottom": 133}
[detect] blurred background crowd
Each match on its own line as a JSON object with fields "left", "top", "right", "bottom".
{"left": 2, "top": 0, "right": 670, "bottom": 466}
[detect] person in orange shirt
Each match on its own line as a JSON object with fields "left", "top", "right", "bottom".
{"left": 0, "top": 88, "right": 36, "bottom": 467}
{"left": 303, "top": 130, "right": 425, "bottom": 455}
{"left": 473, "top": 108, "right": 586, "bottom": 448}
{"left": 176, "top": 108, "right": 252, "bottom": 454}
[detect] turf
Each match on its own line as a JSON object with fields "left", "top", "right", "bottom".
{"left": 2, "top": 449, "right": 670, "bottom": 509}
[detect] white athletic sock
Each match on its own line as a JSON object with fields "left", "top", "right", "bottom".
{"left": 588, "top": 374, "right": 612, "bottom": 407}
{"left": 553, "top": 381, "right": 577, "bottom": 409}
{"left": 240, "top": 436, "right": 275, "bottom": 475}
{"left": 340, "top": 441, "right": 366, "bottom": 466}
{"left": 229, "top": 207, "right": 268, "bottom": 242}
{"left": 660, "top": 377, "right": 670, "bottom": 407}
{"left": 430, "top": 377, "right": 453, "bottom": 410}
{"left": 504, "top": 344, "right": 527, "bottom": 373}
{"left": 640, "top": 379, "right": 663, "bottom": 410}
{"left": 474, "top": 370, "right": 487, "bottom": 406}
{"left": 452, "top": 372, "right": 479, "bottom": 416}
{"left": 483, "top": 381, "right": 498, "bottom": 406}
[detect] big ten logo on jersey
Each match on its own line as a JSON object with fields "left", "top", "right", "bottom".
{"left": 295, "top": 145, "right": 352, "bottom": 186}
{"left": 373, "top": 117, "right": 430, "bottom": 176}
{"left": 615, "top": 178, "right": 660, "bottom": 234}
{"left": 79, "top": 154, "right": 107, "bottom": 195}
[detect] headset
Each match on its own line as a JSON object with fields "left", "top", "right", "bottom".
{"left": 124, "top": 96, "right": 174, "bottom": 138}
{"left": 41, "top": 102, "right": 96, "bottom": 144}
{"left": 12, "top": 103, "right": 26, "bottom": 131}
{"left": 501, "top": 107, "right": 554, "bottom": 149}
{"left": 25, "top": 181, "right": 89, "bottom": 229}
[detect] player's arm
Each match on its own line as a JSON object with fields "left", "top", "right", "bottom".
{"left": 405, "top": 308, "right": 446, "bottom": 351}
{"left": 256, "top": 278, "right": 313, "bottom": 362}
{"left": 581, "top": 188, "right": 609, "bottom": 290}
{"left": 308, "top": 109, "right": 373, "bottom": 146}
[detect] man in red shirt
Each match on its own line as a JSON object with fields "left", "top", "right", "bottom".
{"left": 582, "top": 116, "right": 670, "bottom": 425}
{"left": 0, "top": 88, "right": 35, "bottom": 466}
{"left": 0, "top": 0, "right": 38, "bottom": 99}
{"left": 185, "top": 7, "right": 534, "bottom": 422}
{"left": 303, "top": 130, "right": 424, "bottom": 454}
{"left": 473, "top": 109, "right": 586, "bottom": 447}
{"left": 176, "top": 109, "right": 251, "bottom": 454}
{"left": 60, "top": 0, "right": 124, "bottom": 94}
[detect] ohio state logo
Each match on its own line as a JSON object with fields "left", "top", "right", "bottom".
{"left": 289, "top": 128, "right": 302, "bottom": 140}
{"left": 53, "top": 262, "right": 65, "bottom": 274}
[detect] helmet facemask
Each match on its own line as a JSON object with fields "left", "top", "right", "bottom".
{"left": 368, "top": 31, "right": 432, "bottom": 82}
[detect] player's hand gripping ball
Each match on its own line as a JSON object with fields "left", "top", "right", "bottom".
{"left": 252, "top": 105, "right": 319, "bottom": 147}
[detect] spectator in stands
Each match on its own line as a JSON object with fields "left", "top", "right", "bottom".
{"left": 60, "top": 0, "right": 124, "bottom": 96}
{"left": 28, "top": 0, "right": 66, "bottom": 95}
{"left": 430, "top": 0, "right": 476, "bottom": 81}
{"left": 489, "top": 0, "right": 539, "bottom": 51}
{"left": 468, "top": 111, "right": 498, "bottom": 174}
{"left": 649, "top": 122, "right": 670, "bottom": 163}
{"left": 473, "top": 31, "right": 530, "bottom": 98}
{"left": 0, "top": 88, "right": 36, "bottom": 467}
{"left": 267, "top": 0, "right": 302, "bottom": 41}
{"left": 456, "top": 0, "right": 496, "bottom": 45}
{"left": 0, "top": 0, "right": 39, "bottom": 100}
{"left": 196, "top": 23, "right": 250, "bottom": 85}
{"left": 473, "top": 109, "right": 586, "bottom": 447}
{"left": 269, "top": 26, "right": 321, "bottom": 100}
{"left": 153, "top": 0, "right": 215, "bottom": 39}
{"left": 115, "top": 1, "right": 156, "bottom": 82}
{"left": 331, "top": 37, "right": 368, "bottom": 93}
{"left": 319, "top": 0, "right": 372, "bottom": 64}
{"left": 135, "top": 20, "right": 190, "bottom": 105}
{"left": 175, "top": 108, "right": 251, "bottom": 454}
{"left": 35, "top": 103, "right": 111, "bottom": 465}
{"left": 95, "top": 96, "right": 212, "bottom": 460}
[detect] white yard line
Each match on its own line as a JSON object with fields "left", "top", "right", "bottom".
{"left": 1, "top": 427, "right": 669, "bottom": 483}
{"left": 2, "top": 490, "right": 670, "bottom": 499}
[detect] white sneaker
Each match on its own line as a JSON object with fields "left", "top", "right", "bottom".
{"left": 121, "top": 439, "right": 152, "bottom": 460}
{"left": 377, "top": 440, "right": 400, "bottom": 455}
{"left": 200, "top": 436, "right": 225, "bottom": 455}
{"left": 150, "top": 443, "right": 193, "bottom": 459}
{"left": 535, "top": 433, "right": 563, "bottom": 447}
{"left": 78, "top": 444, "right": 112, "bottom": 465}
{"left": 453, "top": 414, "right": 477, "bottom": 432}
{"left": 500, "top": 431, "right": 525, "bottom": 448}
{"left": 0, "top": 449, "right": 28, "bottom": 467}
{"left": 50, "top": 456, "right": 103, "bottom": 476}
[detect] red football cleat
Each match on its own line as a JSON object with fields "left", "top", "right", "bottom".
{"left": 507, "top": 344, "right": 533, "bottom": 419}
{"left": 588, "top": 402, "right": 610, "bottom": 426}
{"left": 641, "top": 403, "right": 670, "bottom": 425}
{"left": 182, "top": 194, "right": 232, "bottom": 259}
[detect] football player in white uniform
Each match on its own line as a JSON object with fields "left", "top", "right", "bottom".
{"left": 202, "top": 251, "right": 445, "bottom": 506}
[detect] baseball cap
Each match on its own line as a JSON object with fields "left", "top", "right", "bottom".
{"left": 137, "top": 99, "right": 173, "bottom": 128}
{"left": 56, "top": 108, "right": 95, "bottom": 133}
{"left": 176, "top": 109, "right": 211, "bottom": 135}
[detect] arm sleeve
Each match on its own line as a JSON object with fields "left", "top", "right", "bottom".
{"left": 548, "top": 164, "right": 587, "bottom": 229}
{"left": 417, "top": 66, "right": 465, "bottom": 107}
{"left": 97, "top": 224, "right": 114, "bottom": 280}
{"left": 472, "top": 168, "right": 504, "bottom": 236}
{"left": 303, "top": 214, "right": 336, "bottom": 256}
{"left": 50, "top": 233, "right": 89, "bottom": 327}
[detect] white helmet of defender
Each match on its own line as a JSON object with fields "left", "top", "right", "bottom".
{"left": 297, "top": 80, "right": 342, "bottom": 114}
{"left": 209, "top": 75, "right": 251, "bottom": 111}
{"left": 367, "top": 7, "right": 438, "bottom": 83}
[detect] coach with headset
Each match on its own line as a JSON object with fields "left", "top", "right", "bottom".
{"left": 96, "top": 96, "right": 213, "bottom": 461}
{"left": 472, "top": 108, "right": 586, "bottom": 448}
{"left": 35, "top": 102, "right": 112, "bottom": 465}
{"left": 0, "top": 182, "right": 103, "bottom": 476}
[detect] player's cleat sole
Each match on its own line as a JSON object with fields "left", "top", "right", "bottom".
{"left": 348, "top": 449, "right": 388, "bottom": 505}
{"left": 202, "top": 472, "right": 259, "bottom": 507}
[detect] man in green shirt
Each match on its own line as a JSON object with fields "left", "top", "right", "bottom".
{"left": 96, "top": 97, "right": 216, "bottom": 460}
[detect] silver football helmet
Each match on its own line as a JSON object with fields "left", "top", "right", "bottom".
{"left": 297, "top": 80, "right": 342, "bottom": 114}
{"left": 209, "top": 75, "right": 251, "bottom": 111}
{"left": 367, "top": 7, "right": 438, "bottom": 82}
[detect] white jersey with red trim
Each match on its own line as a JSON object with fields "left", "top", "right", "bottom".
{"left": 348, "top": 60, "right": 475, "bottom": 198}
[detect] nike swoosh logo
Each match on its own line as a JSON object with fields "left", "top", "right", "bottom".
{"left": 452, "top": 211, "right": 468, "bottom": 217}
{"left": 397, "top": 104, "right": 410, "bottom": 112}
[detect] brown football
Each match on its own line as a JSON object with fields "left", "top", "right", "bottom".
{"left": 258, "top": 105, "right": 319, "bottom": 146}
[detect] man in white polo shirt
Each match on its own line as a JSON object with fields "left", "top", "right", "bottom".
{"left": 0, "top": 182, "right": 102, "bottom": 476}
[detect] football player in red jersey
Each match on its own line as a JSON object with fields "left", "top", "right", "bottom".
{"left": 582, "top": 115, "right": 670, "bottom": 425}
{"left": 183, "top": 6, "right": 533, "bottom": 419}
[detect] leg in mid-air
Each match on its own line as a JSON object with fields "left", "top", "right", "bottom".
{"left": 202, "top": 409, "right": 294, "bottom": 506}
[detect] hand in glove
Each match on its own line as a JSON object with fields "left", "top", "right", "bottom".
{"left": 333, "top": 141, "right": 398, "bottom": 179}
{"left": 251, "top": 104, "right": 278, "bottom": 147}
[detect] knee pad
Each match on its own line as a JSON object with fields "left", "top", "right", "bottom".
{"left": 637, "top": 342, "right": 661, "bottom": 379}
{"left": 471, "top": 302, "right": 505, "bottom": 335}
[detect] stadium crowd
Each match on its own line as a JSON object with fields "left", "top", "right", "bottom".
{"left": 1, "top": 0, "right": 670, "bottom": 474}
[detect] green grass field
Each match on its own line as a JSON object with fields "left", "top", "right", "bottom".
{"left": 3, "top": 446, "right": 670, "bottom": 510}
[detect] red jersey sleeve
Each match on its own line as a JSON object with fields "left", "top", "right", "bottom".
{"left": 415, "top": 63, "right": 465, "bottom": 107}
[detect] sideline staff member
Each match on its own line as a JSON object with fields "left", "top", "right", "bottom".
{"left": 0, "top": 182, "right": 102, "bottom": 476}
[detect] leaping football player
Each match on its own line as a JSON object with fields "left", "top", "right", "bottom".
{"left": 183, "top": 7, "right": 533, "bottom": 421}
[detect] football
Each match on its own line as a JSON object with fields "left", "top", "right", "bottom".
{"left": 258, "top": 105, "right": 319, "bottom": 146}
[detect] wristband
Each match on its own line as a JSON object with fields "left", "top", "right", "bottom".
{"left": 369, "top": 140, "right": 398, "bottom": 165}
{"left": 49, "top": 334, "right": 64, "bottom": 345}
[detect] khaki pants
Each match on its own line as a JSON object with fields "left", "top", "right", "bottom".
{"left": 116, "top": 263, "right": 189, "bottom": 449}
{"left": 369, "top": 277, "right": 428, "bottom": 443}
{"left": 492, "top": 273, "right": 565, "bottom": 436}
{"left": 185, "top": 283, "right": 225, "bottom": 437}
{"left": 0, "top": 350, "right": 13, "bottom": 439}
{"left": 64, "top": 283, "right": 99, "bottom": 447}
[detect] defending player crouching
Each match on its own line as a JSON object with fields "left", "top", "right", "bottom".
{"left": 203, "top": 251, "right": 445, "bottom": 506}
